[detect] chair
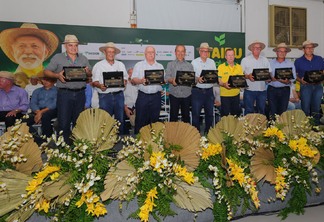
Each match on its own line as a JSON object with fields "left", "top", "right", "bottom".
{"left": 159, "top": 88, "right": 170, "bottom": 122}
{"left": 0, "top": 121, "right": 5, "bottom": 136}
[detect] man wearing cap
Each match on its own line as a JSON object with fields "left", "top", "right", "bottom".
{"left": 0, "top": 23, "right": 59, "bottom": 78}
{"left": 44, "top": 34, "right": 92, "bottom": 143}
{"left": 92, "top": 42, "right": 127, "bottom": 134}
{"left": 26, "top": 76, "right": 57, "bottom": 143}
{"left": 165, "top": 44, "right": 194, "bottom": 123}
{"left": 191, "top": 42, "right": 216, "bottom": 133}
{"left": 0, "top": 71, "right": 29, "bottom": 129}
{"left": 294, "top": 40, "right": 324, "bottom": 125}
{"left": 268, "top": 43, "right": 296, "bottom": 119}
{"left": 131, "top": 46, "right": 164, "bottom": 134}
{"left": 241, "top": 40, "right": 271, "bottom": 115}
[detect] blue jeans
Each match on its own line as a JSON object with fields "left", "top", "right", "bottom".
{"left": 169, "top": 94, "right": 191, "bottom": 123}
{"left": 243, "top": 90, "right": 267, "bottom": 115}
{"left": 57, "top": 89, "right": 85, "bottom": 143}
{"left": 135, "top": 91, "right": 161, "bottom": 134}
{"left": 191, "top": 87, "right": 214, "bottom": 133}
{"left": 99, "top": 91, "right": 125, "bottom": 134}
{"left": 267, "top": 85, "right": 290, "bottom": 119}
{"left": 300, "top": 83, "right": 323, "bottom": 125}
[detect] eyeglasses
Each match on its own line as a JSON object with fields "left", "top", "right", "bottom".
{"left": 304, "top": 47, "right": 314, "bottom": 49}
{"left": 277, "top": 50, "right": 287, "bottom": 53}
{"left": 200, "top": 50, "right": 209, "bottom": 53}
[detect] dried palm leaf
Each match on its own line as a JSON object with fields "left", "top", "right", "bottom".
{"left": 208, "top": 115, "right": 243, "bottom": 144}
{"left": 241, "top": 113, "right": 268, "bottom": 138}
{"left": 139, "top": 122, "right": 165, "bottom": 142}
{"left": 15, "top": 139, "right": 43, "bottom": 175}
{"left": 143, "top": 141, "right": 160, "bottom": 162}
{"left": 250, "top": 147, "right": 276, "bottom": 184}
{"left": 101, "top": 160, "right": 136, "bottom": 201}
{"left": 72, "top": 108, "right": 118, "bottom": 152}
{"left": 164, "top": 122, "right": 201, "bottom": 170}
{"left": 0, "top": 169, "right": 32, "bottom": 216}
{"left": 276, "top": 110, "right": 309, "bottom": 138}
{"left": 43, "top": 173, "right": 72, "bottom": 200}
{"left": 173, "top": 180, "right": 212, "bottom": 212}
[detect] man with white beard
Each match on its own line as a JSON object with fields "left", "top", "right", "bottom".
{"left": 0, "top": 23, "right": 58, "bottom": 78}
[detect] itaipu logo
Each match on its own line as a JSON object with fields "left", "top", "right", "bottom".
{"left": 211, "top": 33, "right": 243, "bottom": 62}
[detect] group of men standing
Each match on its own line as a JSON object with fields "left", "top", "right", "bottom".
{"left": 1, "top": 33, "right": 324, "bottom": 144}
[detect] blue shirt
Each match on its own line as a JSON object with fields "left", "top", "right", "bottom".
{"left": 0, "top": 85, "right": 29, "bottom": 112}
{"left": 294, "top": 54, "right": 324, "bottom": 79}
{"left": 30, "top": 86, "right": 57, "bottom": 111}
{"left": 269, "top": 59, "right": 296, "bottom": 88}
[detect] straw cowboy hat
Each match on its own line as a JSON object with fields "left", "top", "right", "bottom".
{"left": 298, "top": 40, "right": 319, "bottom": 50}
{"left": 0, "top": 71, "right": 14, "bottom": 80}
{"left": 196, "top": 42, "right": 213, "bottom": 52}
{"left": 0, "top": 23, "right": 59, "bottom": 63}
{"left": 272, "top": 42, "right": 291, "bottom": 52}
{"left": 248, "top": 40, "right": 266, "bottom": 51}
{"left": 99, "top": 42, "right": 121, "bottom": 54}
{"left": 63, "top": 34, "right": 80, "bottom": 44}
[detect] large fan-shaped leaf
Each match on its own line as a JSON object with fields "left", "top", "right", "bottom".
{"left": 241, "top": 113, "right": 268, "bottom": 138}
{"left": 250, "top": 147, "right": 276, "bottom": 184}
{"left": 164, "top": 122, "right": 201, "bottom": 170}
{"left": 101, "top": 160, "right": 136, "bottom": 201}
{"left": 208, "top": 115, "right": 244, "bottom": 144}
{"left": 139, "top": 122, "right": 165, "bottom": 142}
{"left": 72, "top": 108, "right": 119, "bottom": 151}
{"left": 173, "top": 180, "right": 212, "bottom": 212}
{"left": 276, "top": 110, "right": 309, "bottom": 138}
{"left": 0, "top": 169, "right": 32, "bottom": 216}
{"left": 15, "top": 139, "right": 43, "bottom": 175}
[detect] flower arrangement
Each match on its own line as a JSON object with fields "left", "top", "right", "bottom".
{"left": 0, "top": 108, "right": 119, "bottom": 222}
{"left": 0, "top": 109, "right": 323, "bottom": 222}
{"left": 100, "top": 122, "right": 212, "bottom": 221}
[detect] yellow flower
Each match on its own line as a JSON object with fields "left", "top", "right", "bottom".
{"left": 139, "top": 187, "right": 158, "bottom": 222}
{"left": 201, "top": 143, "right": 222, "bottom": 160}
{"left": 289, "top": 137, "right": 318, "bottom": 158}
{"left": 35, "top": 199, "right": 50, "bottom": 213}
{"left": 26, "top": 178, "right": 42, "bottom": 195}
{"left": 264, "top": 127, "right": 285, "bottom": 141}
{"left": 50, "top": 172, "right": 60, "bottom": 180}
{"left": 150, "top": 151, "right": 167, "bottom": 172}
{"left": 93, "top": 202, "right": 107, "bottom": 217}
{"left": 86, "top": 202, "right": 95, "bottom": 215}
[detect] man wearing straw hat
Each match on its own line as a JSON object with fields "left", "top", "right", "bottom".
{"left": 92, "top": 42, "right": 128, "bottom": 134}
{"left": 268, "top": 43, "right": 296, "bottom": 119}
{"left": 0, "top": 23, "right": 59, "bottom": 78}
{"left": 241, "top": 40, "right": 271, "bottom": 115}
{"left": 294, "top": 40, "right": 324, "bottom": 125}
{"left": 0, "top": 71, "right": 29, "bottom": 129}
{"left": 44, "top": 34, "right": 92, "bottom": 143}
{"left": 191, "top": 42, "right": 216, "bottom": 133}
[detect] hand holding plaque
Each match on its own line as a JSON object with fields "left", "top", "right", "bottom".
{"left": 175, "top": 71, "right": 195, "bottom": 86}
{"left": 200, "top": 70, "right": 218, "bottom": 84}
{"left": 144, "top": 69, "right": 164, "bottom": 85}
{"left": 103, "top": 71, "right": 124, "bottom": 88}
{"left": 252, "top": 68, "right": 271, "bottom": 81}
{"left": 228, "top": 75, "right": 247, "bottom": 88}
{"left": 304, "top": 70, "right": 324, "bottom": 83}
{"left": 63, "top": 66, "right": 87, "bottom": 81}
{"left": 275, "top": 68, "right": 293, "bottom": 80}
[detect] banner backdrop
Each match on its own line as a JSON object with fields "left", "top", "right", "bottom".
{"left": 0, "top": 21, "right": 245, "bottom": 78}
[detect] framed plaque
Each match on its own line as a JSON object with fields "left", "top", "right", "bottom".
{"left": 103, "top": 71, "right": 124, "bottom": 88}
{"left": 175, "top": 71, "right": 195, "bottom": 86}
{"left": 275, "top": 68, "right": 293, "bottom": 80}
{"left": 144, "top": 69, "right": 164, "bottom": 85}
{"left": 63, "top": 66, "right": 87, "bottom": 81}
{"left": 252, "top": 68, "right": 271, "bottom": 81}
{"left": 304, "top": 70, "right": 324, "bottom": 83}
{"left": 200, "top": 70, "right": 218, "bottom": 84}
{"left": 228, "top": 75, "right": 247, "bottom": 88}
